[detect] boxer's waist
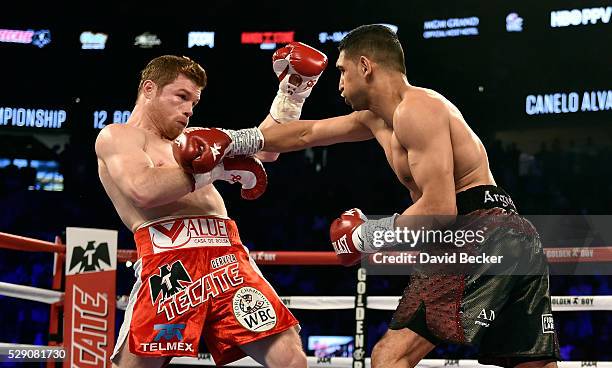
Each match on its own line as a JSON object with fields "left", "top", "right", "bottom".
{"left": 456, "top": 185, "right": 517, "bottom": 215}
{"left": 134, "top": 215, "right": 242, "bottom": 258}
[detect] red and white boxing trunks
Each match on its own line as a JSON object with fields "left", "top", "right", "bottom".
{"left": 111, "top": 215, "right": 298, "bottom": 365}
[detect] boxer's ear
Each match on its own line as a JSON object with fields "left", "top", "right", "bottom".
{"left": 359, "top": 56, "right": 372, "bottom": 78}
{"left": 142, "top": 80, "right": 157, "bottom": 99}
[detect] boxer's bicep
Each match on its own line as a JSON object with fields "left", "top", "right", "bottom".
{"left": 308, "top": 112, "right": 374, "bottom": 146}
{"left": 96, "top": 126, "right": 154, "bottom": 197}
{"left": 396, "top": 105, "right": 456, "bottom": 214}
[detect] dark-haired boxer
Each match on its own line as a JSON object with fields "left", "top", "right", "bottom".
{"left": 190, "top": 25, "right": 560, "bottom": 368}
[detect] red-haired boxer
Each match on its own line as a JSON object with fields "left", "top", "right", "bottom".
{"left": 193, "top": 26, "right": 560, "bottom": 368}
{"left": 96, "top": 48, "right": 326, "bottom": 368}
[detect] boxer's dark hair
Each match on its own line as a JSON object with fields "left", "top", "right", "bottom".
{"left": 138, "top": 55, "right": 207, "bottom": 95}
{"left": 339, "top": 25, "right": 406, "bottom": 74}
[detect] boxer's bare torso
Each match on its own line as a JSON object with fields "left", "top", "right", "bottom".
{"left": 359, "top": 86, "right": 495, "bottom": 203}
{"left": 97, "top": 124, "right": 227, "bottom": 232}
{"left": 95, "top": 73, "right": 228, "bottom": 232}
{"left": 261, "top": 85, "right": 495, "bottom": 212}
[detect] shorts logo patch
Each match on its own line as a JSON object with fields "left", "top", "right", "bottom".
{"left": 149, "top": 218, "right": 231, "bottom": 253}
{"left": 475, "top": 308, "right": 495, "bottom": 327}
{"left": 149, "top": 261, "right": 192, "bottom": 304}
{"left": 541, "top": 314, "right": 555, "bottom": 334}
{"left": 232, "top": 287, "right": 277, "bottom": 332}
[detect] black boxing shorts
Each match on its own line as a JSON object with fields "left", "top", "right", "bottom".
{"left": 388, "top": 185, "right": 560, "bottom": 367}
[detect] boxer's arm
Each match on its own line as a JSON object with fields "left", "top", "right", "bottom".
{"left": 95, "top": 125, "right": 194, "bottom": 208}
{"left": 260, "top": 111, "right": 374, "bottom": 153}
{"left": 255, "top": 115, "right": 281, "bottom": 162}
{"left": 394, "top": 99, "right": 457, "bottom": 217}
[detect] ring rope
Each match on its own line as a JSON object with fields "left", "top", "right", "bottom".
{"left": 3, "top": 231, "right": 612, "bottom": 264}
{"left": 0, "top": 282, "right": 63, "bottom": 304}
{"left": 0, "top": 232, "right": 65, "bottom": 254}
{"left": 0, "top": 342, "right": 64, "bottom": 354}
{"left": 2, "top": 282, "right": 610, "bottom": 312}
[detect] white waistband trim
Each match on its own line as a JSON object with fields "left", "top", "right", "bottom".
{"left": 136, "top": 214, "right": 231, "bottom": 231}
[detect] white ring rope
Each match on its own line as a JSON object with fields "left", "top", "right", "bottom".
{"left": 0, "top": 342, "right": 63, "bottom": 354}
{"left": 1, "top": 287, "right": 610, "bottom": 367}
{"left": 0, "top": 282, "right": 62, "bottom": 304}
{"left": 1, "top": 282, "right": 611, "bottom": 312}
{"left": 123, "top": 295, "right": 612, "bottom": 312}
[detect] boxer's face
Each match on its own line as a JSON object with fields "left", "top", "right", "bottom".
{"left": 145, "top": 74, "right": 201, "bottom": 139}
{"left": 337, "top": 51, "right": 368, "bottom": 111}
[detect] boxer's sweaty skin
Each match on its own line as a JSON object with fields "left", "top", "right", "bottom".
{"left": 97, "top": 124, "right": 228, "bottom": 232}
{"left": 96, "top": 74, "right": 278, "bottom": 232}
{"left": 359, "top": 86, "right": 496, "bottom": 210}
{"left": 95, "top": 74, "right": 227, "bottom": 232}
{"left": 260, "top": 83, "right": 495, "bottom": 215}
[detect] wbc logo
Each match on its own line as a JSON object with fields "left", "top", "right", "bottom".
{"left": 232, "top": 287, "right": 277, "bottom": 332}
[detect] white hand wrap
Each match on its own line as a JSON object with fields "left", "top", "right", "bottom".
{"left": 269, "top": 91, "right": 304, "bottom": 123}
{"left": 359, "top": 214, "right": 399, "bottom": 252}
{"left": 192, "top": 165, "right": 224, "bottom": 191}
{"left": 224, "top": 127, "right": 265, "bottom": 156}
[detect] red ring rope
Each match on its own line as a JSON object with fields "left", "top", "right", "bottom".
{"left": 2, "top": 231, "right": 612, "bottom": 264}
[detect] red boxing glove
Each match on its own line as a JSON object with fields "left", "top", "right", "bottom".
{"left": 270, "top": 42, "right": 328, "bottom": 123}
{"left": 221, "top": 156, "right": 267, "bottom": 200}
{"left": 273, "top": 42, "right": 328, "bottom": 98}
{"left": 173, "top": 127, "right": 232, "bottom": 174}
{"left": 330, "top": 208, "right": 367, "bottom": 267}
{"left": 191, "top": 156, "right": 268, "bottom": 200}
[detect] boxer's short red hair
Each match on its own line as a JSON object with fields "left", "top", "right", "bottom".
{"left": 138, "top": 55, "right": 207, "bottom": 95}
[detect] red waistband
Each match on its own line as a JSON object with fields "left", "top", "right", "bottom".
{"left": 134, "top": 215, "right": 242, "bottom": 258}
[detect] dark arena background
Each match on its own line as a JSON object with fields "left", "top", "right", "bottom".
{"left": 0, "top": 0, "right": 611, "bottom": 367}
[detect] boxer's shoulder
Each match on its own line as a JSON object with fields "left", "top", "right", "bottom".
{"left": 391, "top": 97, "right": 450, "bottom": 148}
{"left": 395, "top": 91, "right": 448, "bottom": 129}
{"left": 96, "top": 123, "right": 147, "bottom": 155}
{"left": 98, "top": 122, "right": 146, "bottom": 141}
{"left": 400, "top": 88, "right": 447, "bottom": 116}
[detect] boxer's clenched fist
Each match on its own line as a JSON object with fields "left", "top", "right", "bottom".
{"left": 173, "top": 127, "right": 264, "bottom": 174}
